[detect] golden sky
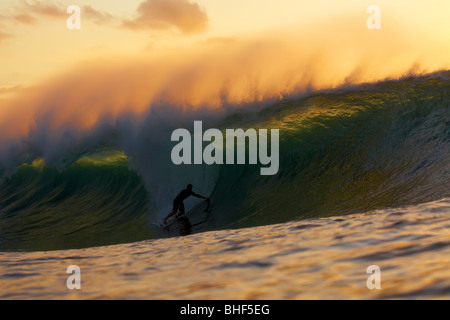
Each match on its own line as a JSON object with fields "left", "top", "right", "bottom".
{"left": 0, "top": 0, "right": 449, "bottom": 90}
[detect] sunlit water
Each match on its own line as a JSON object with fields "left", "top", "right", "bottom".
{"left": 1, "top": 198, "right": 449, "bottom": 299}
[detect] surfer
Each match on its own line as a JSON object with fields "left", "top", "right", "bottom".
{"left": 163, "top": 184, "right": 209, "bottom": 225}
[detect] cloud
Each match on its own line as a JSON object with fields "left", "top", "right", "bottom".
{"left": 23, "top": 0, "right": 64, "bottom": 18}
{"left": 0, "top": 13, "right": 37, "bottom": 26}
{"left": 0, "top": 85, "right": 23, "bottom": 94}
{"left": 0, "top": 31, "right": 13, "bottom": 42}
{"left": 83, "top": 5, "right": 115, "bottom": 25}
{"left": 3, "top": 1, "right": 115, "bottom": 25}
{"left": 123, "top": 0, "right": 209, "bottom": 35}
{"left": 200, "top": 37, "right": 237, "bottom": 46}
{"left": 12, "top": 14, "right": 38, "bottom": 25}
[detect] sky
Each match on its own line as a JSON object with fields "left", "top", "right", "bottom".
{"left": 0, "top": 0, "right": 357, "bottom": 89}
{"left": 0, "top": 0, "right": 448, "bottom": 89}
{"left": 0, "top": 0, "right": 449, "bottom": 142}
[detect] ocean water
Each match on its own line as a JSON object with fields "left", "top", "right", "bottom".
{"left": 0, "top": 198, "right": 449, "bottom": 299}
{"left": 0, "top": 72, "right": 449, "bottom": 299}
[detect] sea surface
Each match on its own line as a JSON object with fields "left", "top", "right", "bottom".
{"left": 0, "top": 198, "right": 449, "bottom": 299}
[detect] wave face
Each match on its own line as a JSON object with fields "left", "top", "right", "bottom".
{"left": 1, "top": 72, "right": 449, "bottom": 251}
{"left": 0, "top": 152, "right": 152, "bottom": 251}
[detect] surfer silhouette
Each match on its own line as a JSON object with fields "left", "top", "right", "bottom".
{"left": 163, "top": 184, "right": 208, "bottom": 225}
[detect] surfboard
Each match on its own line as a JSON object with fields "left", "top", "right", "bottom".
{"left": 152, "top": 215, "right": 179, "bottom": 229}
{"left": 152, "top": 199, "right": 210, "bottom": 229}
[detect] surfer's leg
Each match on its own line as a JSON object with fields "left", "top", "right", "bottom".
{"left": 178, "top": 202, "right": 185, "bottom": 216}
{"left": 164, "top": 200, "right": 179, "bottom": 224}
{"left": 175, "top": 202, "right": 185, "bottom": 218}
{"left": 163, "top": 211, "right": 176, "bottom": 224}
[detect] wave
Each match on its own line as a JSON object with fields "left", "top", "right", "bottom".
{"left": 211, "top": 73, "right": 450, "bottom": 229}
{"left": 1, "top": 72, "right": 449, "bottom": 251}
{"left": 0, "top": 151, "right": 152, "bottom": 251}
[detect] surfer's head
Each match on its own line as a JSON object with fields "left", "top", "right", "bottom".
{"left": 187, "top": 184, "right": 193, "bottom": 190}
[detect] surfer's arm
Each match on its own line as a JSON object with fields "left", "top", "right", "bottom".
{"left": 191, "top": 192, "right": 207, "bottom": 199}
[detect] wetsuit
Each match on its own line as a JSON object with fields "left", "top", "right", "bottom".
{"left": 172, "top": 189, "right": 205, "bottom": 215}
